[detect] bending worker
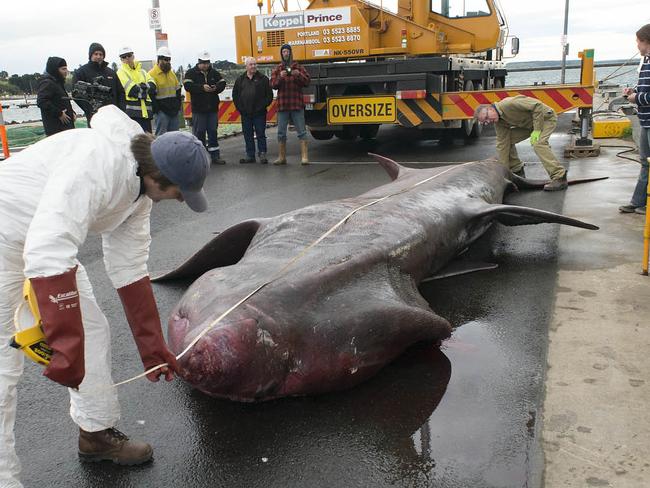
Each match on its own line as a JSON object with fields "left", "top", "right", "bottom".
{"left": 0, "top": 105, "right": 210, "bottom": 487}
{"left": 475, "top": 95, "right": 568, "bottom": 191}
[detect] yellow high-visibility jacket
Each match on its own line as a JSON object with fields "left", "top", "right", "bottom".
{"left": 148, "top": 65, "right": 181, "bottom": 116}
{"left": 117, "top": 61, "right": 156, "bottom": 119}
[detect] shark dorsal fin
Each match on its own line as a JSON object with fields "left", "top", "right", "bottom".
{"left": 368, "top": 153, "right": 408, "bottom": 181}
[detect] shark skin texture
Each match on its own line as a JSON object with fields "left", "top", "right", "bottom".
{"left": 153, "top": 155, "right": 602, "bottom": 402}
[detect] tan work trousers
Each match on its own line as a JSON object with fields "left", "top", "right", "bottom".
{"left": 495, "top": 116, "right": 566, "bottom": 180}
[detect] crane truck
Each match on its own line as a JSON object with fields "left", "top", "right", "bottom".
{"left": 221, "top": 0, "right": 595, "bottom": 153}
{"left": 234, "top": 0, "right": 516, "bottom": 140}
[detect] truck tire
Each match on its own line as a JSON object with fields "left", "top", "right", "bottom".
{"left": 359, "top": 124, "right": 380, "bottom": 140}
{"left": 310, "top": 129, "right": 334, "bottom": 140}
{"left": 335, "top": 126, "right": 358, "bottom": 141}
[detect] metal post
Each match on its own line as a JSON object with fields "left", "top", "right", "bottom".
{"left": 0, "top": 104, "right": 10, "bottom": 159}
{"left": 641, "top": 158, "right": 650, "bottom": 276}
{"left": 152, "top": 0, "right": 162, "bottom": 50}
{"left": 560, "top": 0, "right": 569, "bottom": 84}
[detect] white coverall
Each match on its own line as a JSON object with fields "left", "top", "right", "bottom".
{"left": 0, "top": 106, "right": 153, "bottom": 487}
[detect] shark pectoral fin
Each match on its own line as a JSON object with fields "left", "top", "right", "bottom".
{"left": 152, "top": 219, "right": 264, "bottom": 282}
{"left": 422, "top": 261, "right": 498, "bottom": 282}
{"left": 477, "top": 204, "right": 599, "bottom": 230}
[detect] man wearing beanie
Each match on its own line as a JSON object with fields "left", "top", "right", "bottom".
{"left": 36, "top": 56, "right": 75, "bottom": 136}
{"left": 73, "top": 42, "right": 126, "bottom": 124}
{"left": 0, "top": 105, "right": 210, "bottom": 488}
{"left": 182, "top": 51, "right": 227, "bottom": 164}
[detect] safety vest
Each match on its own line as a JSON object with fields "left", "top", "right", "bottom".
{"left": 148, "top": 65, "right": 180, "bottom": 102}
{"left": 117, "top": 61, "right": 155, "bottom": 119}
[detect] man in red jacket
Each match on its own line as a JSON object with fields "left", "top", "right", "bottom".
{"left": 270, "top": 44, "right": 310, "bottom": 165}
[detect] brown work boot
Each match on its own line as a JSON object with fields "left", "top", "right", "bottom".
{"left": 300, "top": 139, "right": 309, "bottom": 165}
{"left": 78, "top": 427, "right": 153, "bottom": 465}
{"left": 273, "top": 142, "right": 287, "bottom": 165}
{"left": 543, "top": 175, "right": 568, "bottom": 191}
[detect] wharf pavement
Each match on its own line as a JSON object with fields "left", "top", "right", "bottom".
{"left": 6, "top": 115, "right": 649, "bottom": 488}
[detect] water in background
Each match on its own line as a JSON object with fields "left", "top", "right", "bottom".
{"left": 2, "top": 66, "right": 638, "bottom": 124}
{"left": 506, "top": 65, "right": 638, "bottom": 88}
{"left": 2, "top": 99, "right": 83, "bottom": 124}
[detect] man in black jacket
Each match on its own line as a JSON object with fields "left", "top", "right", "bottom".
{"left": 232, "top": 57, "right": 273, "bottom": 163}
{"left": 73, "top": 42, "right": 126, "bottom": 124}
{"left": 183, "top": 51, "right": 226, "bottom": 164}
{"left": 36, "top": 57, "right": 75, "bottom": 136}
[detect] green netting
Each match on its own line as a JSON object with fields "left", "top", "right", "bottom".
{"left": 5, "top": 122, "right": 240, "bottom": 150}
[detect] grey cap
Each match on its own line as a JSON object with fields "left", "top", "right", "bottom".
{"left": 150, "top": 132, "right": 210, "bottom": 212}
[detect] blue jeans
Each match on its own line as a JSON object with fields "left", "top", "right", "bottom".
{"left": 154, "top": 111, "right": 180, "bottom": 136}
{"left": 631, "top": 126, "right": 650, "bottom": 208}
{"left": 242, "top": 113, "right": 268, "bottom": 157}
{"left": 192, "top": 112, "right": 219, "bottom": 151}
{"left": 277, "top": 110, "right": 307, "bottom": 142}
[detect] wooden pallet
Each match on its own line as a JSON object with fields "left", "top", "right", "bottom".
{"left": 564, "top": 143, "right": 601, "bottom": 158}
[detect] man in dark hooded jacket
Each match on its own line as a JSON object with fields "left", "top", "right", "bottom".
{"left": 36, "top": 57, "right": 75, "bottom": 136}
{"left": 73, "top": 42, "right": 126, "bottom": 123}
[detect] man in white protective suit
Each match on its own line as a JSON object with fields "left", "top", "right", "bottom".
{"left": 0, "top": 105, "right": 211, "bottom": 487}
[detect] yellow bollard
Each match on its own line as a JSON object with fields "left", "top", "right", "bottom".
{"left": 641, "top": 158, "right": 650, "bottom": 276}
{"left": 0, "top": 103, "right": 10, "bottom": 159}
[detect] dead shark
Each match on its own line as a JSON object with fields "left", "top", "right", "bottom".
{"left": 153, "top": 156, "right": 602, "bottom": 402}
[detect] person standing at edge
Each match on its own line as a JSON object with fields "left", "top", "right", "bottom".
{"left": 148, "top": 46, "right": 182, "bottom": 136}
{"left": 0, "top": 105, "right": 211, "bottom": 488}
{"left": 73, "top": 42, "right": 126, "bottom": 125}
{"left": 183, "top": 51, "right": 226, "bottom": 164}
{"left": 232, "top": 57, "right": 274, "bottom": 164}
{"left": 619, "top": 24, "right": 650, "bottom": 215}
{"left": 36, "top": 56, "right": 75, "bottom": 136}
{"left": 271, "top": 44, "right": 310, "bottom": 165}
{"left": 117, "top": 46, "right": 157, "bottom": 133}
{"left": 474, "top": 96, "right": 568, "bottom": 191}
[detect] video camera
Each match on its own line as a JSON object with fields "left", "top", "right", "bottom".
{"left": 71, "top": 77, "right": 113, "bottom": 114}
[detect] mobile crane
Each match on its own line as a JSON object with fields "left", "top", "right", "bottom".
{"left": 228, "top": 0, "right": 595, "bottom": 150}
{"left": 235, "top": 0, "right": 514, "bottom": 140}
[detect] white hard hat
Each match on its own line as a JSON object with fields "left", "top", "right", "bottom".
{"left": 198, "top": 51, "right": 211, "bottom": 62}
{"left": 118, "top": 46, "right": 134, "bottom": 57}
{"left": 157, "top": 46, "right": 172, "bottom": 58}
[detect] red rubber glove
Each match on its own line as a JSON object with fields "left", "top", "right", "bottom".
{"left": 30, "top": 266, "right": 85, "bottom": 389}
{"left": 117, "top": 276, "right": 178, "bottom": 382}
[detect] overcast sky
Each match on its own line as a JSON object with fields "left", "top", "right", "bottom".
{"left": 0, "top": 0, "right": 647, "bottom": 75}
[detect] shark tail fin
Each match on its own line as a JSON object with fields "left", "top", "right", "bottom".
{"left": 476, "top": 204, "right": 599, "bottom": 230}
{"left": 510, "top": 173, "right": 609, "bottom": 190}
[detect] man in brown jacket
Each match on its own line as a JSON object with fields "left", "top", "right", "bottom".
{"left": 475, "top": 96, "right": 568, "bottom": 191}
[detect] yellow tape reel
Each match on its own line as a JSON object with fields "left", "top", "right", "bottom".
{"left": 10, "top": 280, "right": 52, "bottom": 366}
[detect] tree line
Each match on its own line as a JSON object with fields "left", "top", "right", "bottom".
{"left": 1, "top": 60, "right": 248, "bottom": 96}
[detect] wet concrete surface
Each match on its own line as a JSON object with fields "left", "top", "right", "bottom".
{"left": 15, "top": 116, "right": 598, "bottom": 487}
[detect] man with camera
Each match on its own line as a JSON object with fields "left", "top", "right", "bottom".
{"left": 182, "top": 51, "right": 226, "bottom": 164}
{"left": 117, "top": 46, "right": 157, "bottom": 133}
{"left": 270, "top": 43, "right": 311, "bottom": 165}
{"left": 73, "top": 42, "right": 126, "bottom": 124}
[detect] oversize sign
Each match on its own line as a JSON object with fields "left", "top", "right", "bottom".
{"left": 327, "top": 96, "right": 397, "bottom": 125}
{"left": 256, "top": 7, "right": 351, "bottom": 32}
